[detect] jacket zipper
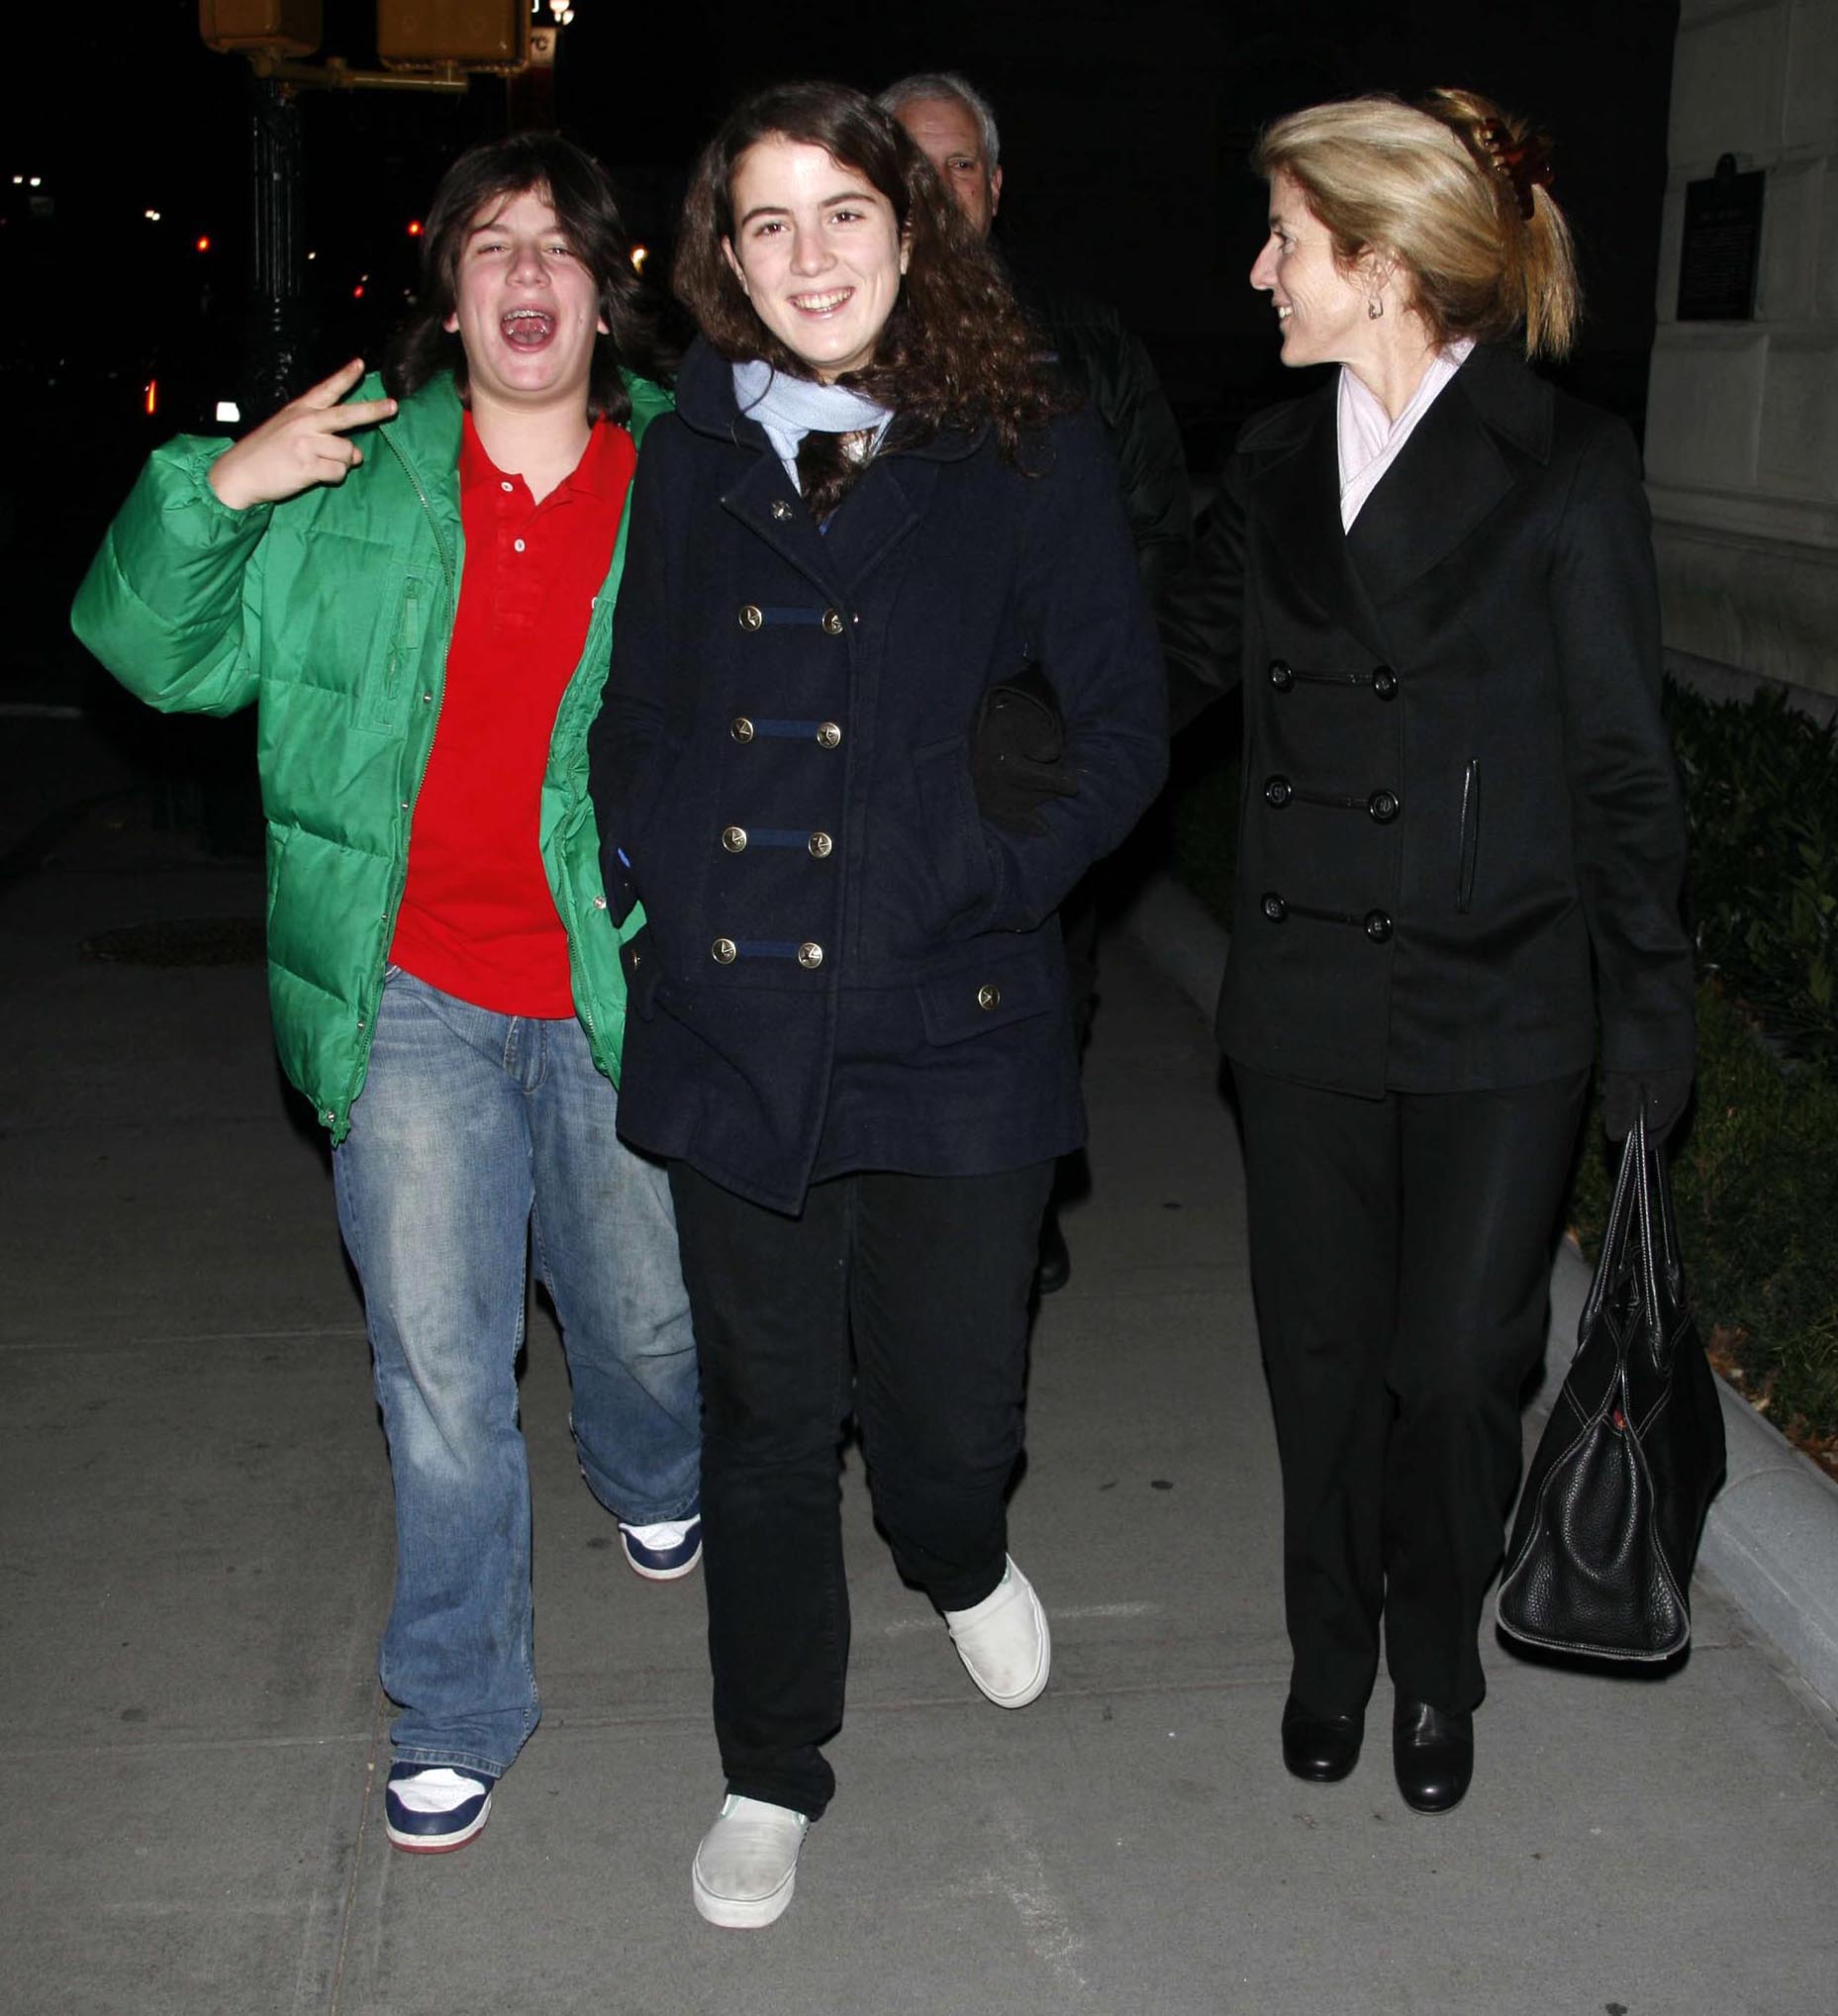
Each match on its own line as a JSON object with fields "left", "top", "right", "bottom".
{"left": 550, "top": 412, "right": 649, "bottom": 1059}
{"left": 550, "top": 593, "right": 620, "bottom": 1046}
{"left": 1456, "top": 758, "right": 1480, "bottom": 914}
{"left": 383, "top": 432, "right": 458, "bottom": 590}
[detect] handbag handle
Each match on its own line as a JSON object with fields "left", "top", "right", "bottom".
{"left": 1588, "top": 1110, "right": 1690, "bottom": 1380}
{"left": 1627, "top": 1112, "right": 1667, "bottom": 1372}
{"left": 1578, "top": 1111, "right": 1645, "bottom": 1343}
{"left": 1647, "top": 1111, "right": 1687, "bottom": 1304}
{"left": 1635, "top": 1112, "right": 1694, "bottom": 1378}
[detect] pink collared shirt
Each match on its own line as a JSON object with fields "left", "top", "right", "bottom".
{"left": 1337, "top": 338, "right": 1476, "bottom": 530}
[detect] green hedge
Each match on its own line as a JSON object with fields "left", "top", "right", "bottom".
{"left": 1163, "top": 680, "right": 1838, "bottom": 1449}
{"left": 1569, "top": 981, "right": 1838, "bottom": 1451}
{"left": 1668, "top": 684, "right": 1838, "bottom": 1068}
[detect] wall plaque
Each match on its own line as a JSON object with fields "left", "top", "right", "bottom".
{"left": 1678, "top": 155, "right": 1765, "bottom": 322}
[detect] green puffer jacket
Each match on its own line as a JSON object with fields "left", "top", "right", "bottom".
{"left": 71, "top": 368, "right": 670, "bottom": 1141}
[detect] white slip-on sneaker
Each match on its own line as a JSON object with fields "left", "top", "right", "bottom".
{"left": 691, "top": 1794, "right": 809, "bottom": 1929}
{"left": 944, "top": 1556, "right": 1051, "bottom": 1708}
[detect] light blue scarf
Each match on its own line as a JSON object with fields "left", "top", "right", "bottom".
{"left": 732, "top": 358, "right": 895, "bottom": 494}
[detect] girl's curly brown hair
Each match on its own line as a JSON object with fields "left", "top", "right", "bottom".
{"left": 674, "top": 81, "right": 1069, "bottom": 474}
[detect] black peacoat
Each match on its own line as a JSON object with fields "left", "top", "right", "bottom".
{"left": 1160, "top": 342, "right": 1694, "bottom": 1098}
{"left": 588, "top": 340, "right": 1169, "bottom": 1213}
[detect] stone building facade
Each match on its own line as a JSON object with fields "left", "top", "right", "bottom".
{"left": 1646, "top": 0, "right": 1838, "bottom": 700}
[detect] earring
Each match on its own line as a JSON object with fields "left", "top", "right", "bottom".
{"left": 1367, "top": 295, "right": 1384, "bottom": 320}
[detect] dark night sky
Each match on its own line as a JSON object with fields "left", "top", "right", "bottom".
{"left": 8, "top": 1, "right": 1679, "bottom": 528}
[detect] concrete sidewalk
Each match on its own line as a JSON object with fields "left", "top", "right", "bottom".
{"left": 3, "top": 740, "right": 1836, "bottom": 2015}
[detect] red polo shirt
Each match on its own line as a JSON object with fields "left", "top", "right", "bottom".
{"left": 390, "top": 411, "right": 635, "bottom": 1016}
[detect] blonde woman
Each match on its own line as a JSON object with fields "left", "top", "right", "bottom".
{"left": 1161, "top": 90, "right": 1693, "bottom": 1812}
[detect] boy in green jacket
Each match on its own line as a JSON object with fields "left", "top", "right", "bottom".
{"left": 72, "top": 135, "right": 699, "bottom": 1855}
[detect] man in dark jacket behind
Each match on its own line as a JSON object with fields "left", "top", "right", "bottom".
{"left": 70, "top": 135, "right": 701, "bottom": 1857}
{"left": 880, "top": 70, "right": 1191, "bottom": 602}
{"left": 881, "top": 70, "right": 1192, "bottom": 1289}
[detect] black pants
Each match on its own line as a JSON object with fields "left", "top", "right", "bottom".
{"left": 1231, "top": 1065, "right": 1590, "bottom": 1717}
{"left": 667, "top": 1160, "right": 1055, "bottom": 1819}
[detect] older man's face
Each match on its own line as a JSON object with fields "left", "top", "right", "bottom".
{"left": 895, "top": 95, "right": 1002, "bottom": 239}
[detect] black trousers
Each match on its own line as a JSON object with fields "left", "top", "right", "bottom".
{"left": 667, "top": 1159, "right": 1055, "bottom": 1819}
{"left": 1231, "top": 1065, "right": 1591, "bottom": 1716}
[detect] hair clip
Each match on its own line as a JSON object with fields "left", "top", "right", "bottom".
{"left": 1477, "top": 122, "right": 1553, "bottom": 221}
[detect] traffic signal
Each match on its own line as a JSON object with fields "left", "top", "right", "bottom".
{"left": 198, "top": 0, "right": 322, "bottom": 56}
{"left": 376, "top": 0, "right": 526, "bottom": 67}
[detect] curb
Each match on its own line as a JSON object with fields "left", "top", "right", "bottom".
{"left": 1120, "top": 867, "right": 1838, "bottom": 1715}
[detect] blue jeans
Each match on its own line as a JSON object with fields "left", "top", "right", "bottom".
{"left": 333, "top": 969, "right": 700, "bottom": 1778}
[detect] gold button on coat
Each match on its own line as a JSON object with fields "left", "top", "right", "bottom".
{"left": 722, "top": 826, "right": 747, "bottom": 852}
{"left": 821, "top": 608, "right": 844, "bottom": 635}
{"left": 808, "top": 831, "right": 833, "bottom": 858}
{"left": 738, "top": 605, "right": 763, "bottom": 630}
{"left": 797, "top": 941, "right": 823, "bottom": 970}
{"left": 816, "top": 721, "right": 841, "bottom": 748}
{"left": 712, "top": 937, "right": 737, "bottom": 964}
{"left": 730, "top": 717, "right": 754, "bottom": 742}
{"left": 977, "top": 983, "right": 1002, "bottom": 1010}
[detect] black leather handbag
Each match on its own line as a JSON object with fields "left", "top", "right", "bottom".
{"left": 1497, "top": 1114, "right": 1727, "bottom": 1661}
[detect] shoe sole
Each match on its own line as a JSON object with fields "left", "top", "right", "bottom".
{"left": 692, "top": 1859, "right": 796, "bottom": 1929}
{"left": 625, "top": 1543, "right": 703, "bottom": 1583}
{"left": 385, "top": 1795, "right": 492, "bottom": 1854}
{"left": 955, "top": 1584, "right": 1051, "bottom": 1709}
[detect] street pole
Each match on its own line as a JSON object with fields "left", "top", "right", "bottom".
{"left": 242, "top": 70, "right": 307, "bottom": 425}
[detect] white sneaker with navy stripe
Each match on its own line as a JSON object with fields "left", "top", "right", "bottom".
{"left": 384, "top": 1764, "right": 496, "bottom": 1853}
{"left": 620, "top": 1515, "right": 703, "bottom": 1581}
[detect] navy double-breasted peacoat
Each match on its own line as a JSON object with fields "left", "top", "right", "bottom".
{"left": 1160, "top": 342, "right": 1694, "bottom": 1097}
{"left": 588, "top": 341, "right": 1169, "bottom": 1212}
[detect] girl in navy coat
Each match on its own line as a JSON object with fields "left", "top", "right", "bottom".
{"left": 588, "top": 82, "right": 1166, "bottom": 1926}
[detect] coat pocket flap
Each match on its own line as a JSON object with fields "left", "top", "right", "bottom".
{"left": 917, "top": 960, "right": 1057, "bottom": 1046}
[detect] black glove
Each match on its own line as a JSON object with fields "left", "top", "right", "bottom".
{"left": 970, "top": 663, "right": 1079, "bottom": 836}
{"left": 1604, "top": 1069, "right": 1693, "bottom": 1142}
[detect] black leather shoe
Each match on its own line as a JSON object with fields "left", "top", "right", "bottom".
{"left": 1035, "top": 1204, "right": 1071, "bottom": 1296}
{"left": 1392, "top": 1697, "right": 1474, "bottom": 1813}
{"left": 1280, "top": 1694, "right": 1364, "bottom": 1782}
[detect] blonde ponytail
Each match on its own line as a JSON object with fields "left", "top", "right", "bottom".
{"left": 1416, "top": 87, "right": 1580, "bottom": 359}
